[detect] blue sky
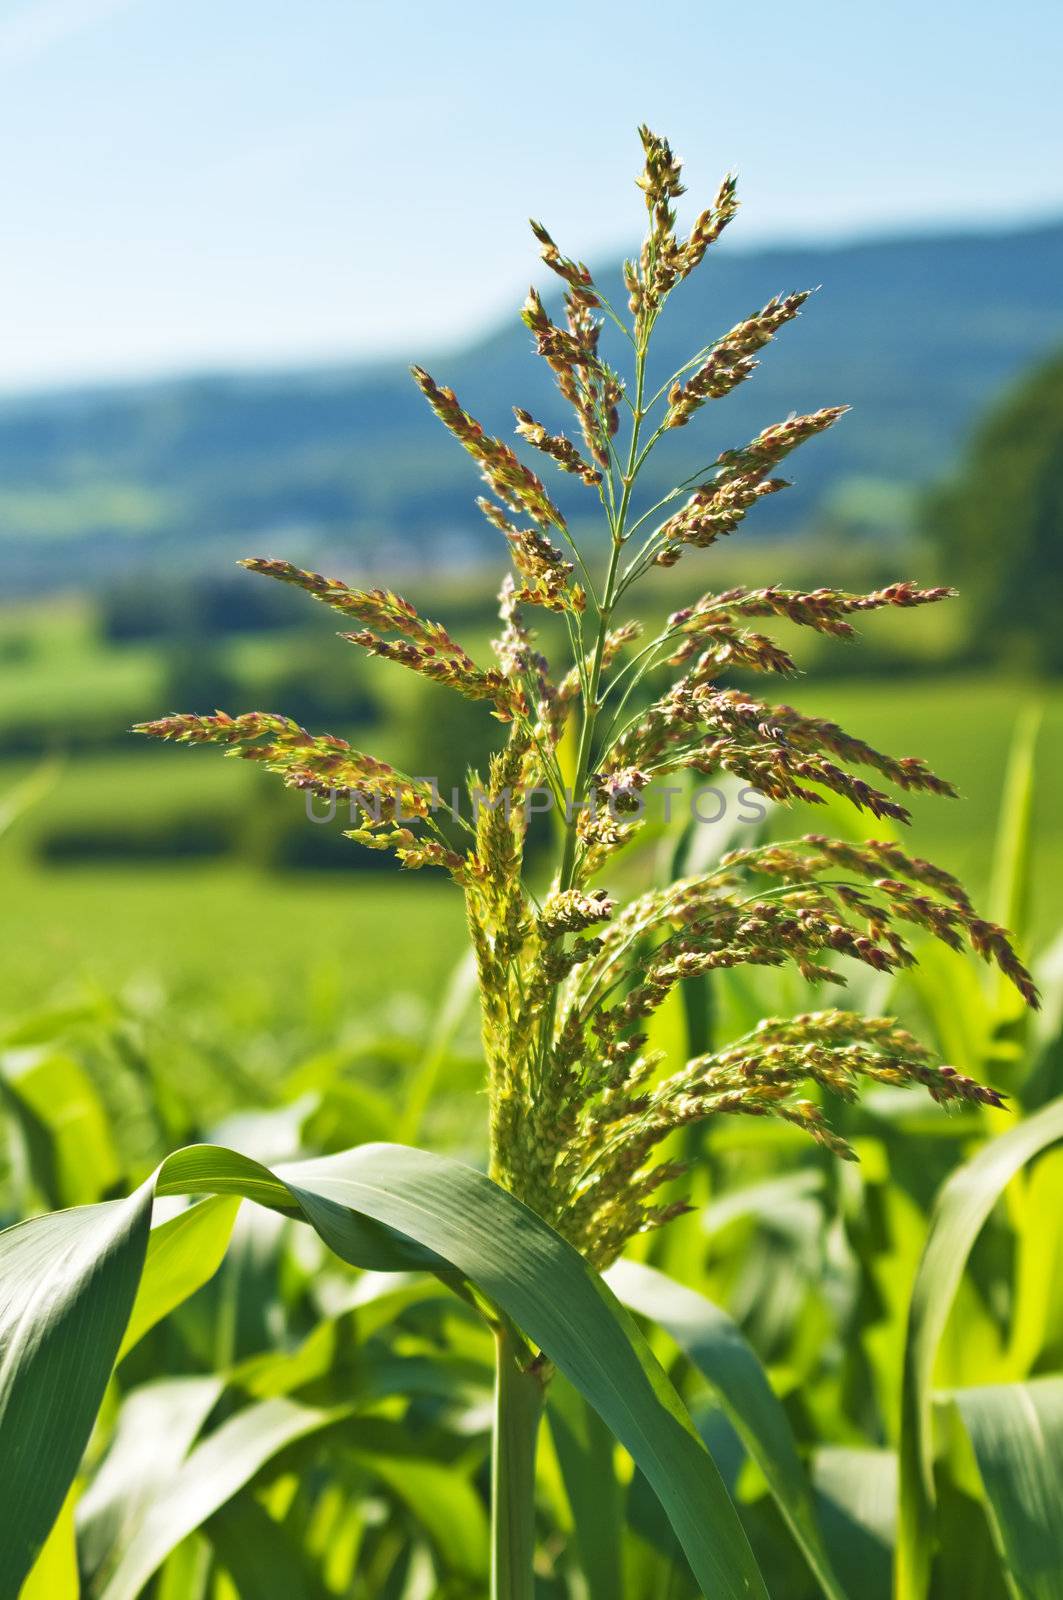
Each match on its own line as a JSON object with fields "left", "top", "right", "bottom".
{"left": 3, "top": 0, "right": 1062, "bottom": 391}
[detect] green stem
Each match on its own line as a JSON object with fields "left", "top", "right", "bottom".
{"left": 491, "top": 1323, "right": 546, "bottom": 1600}
{"left": 525, "top": 336, "right": 652, "bottom": 1095}
{"left": 555, "top": 329, "right": 652, "bottom": 897}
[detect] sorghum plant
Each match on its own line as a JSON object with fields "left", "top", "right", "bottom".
{"left": 131, "top": 128, "right": 1037, "bottom": 1594}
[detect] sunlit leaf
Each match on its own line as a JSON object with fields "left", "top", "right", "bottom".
{"left": 609, "top": 1257, "right": 850, "bottom": 1600}
{"left": 0, "top": 1140, "right": 769, "bottom": 1599}
{"left": 897, "top": 1095, "right": 1063, "bottom": 1600}
{"left": 952, "top": 1377, "right": 1063, "bottom": 1600}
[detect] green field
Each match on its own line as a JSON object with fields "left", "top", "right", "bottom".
{"left": 2, "top": 671, "right": 1059, "bottom": 1019}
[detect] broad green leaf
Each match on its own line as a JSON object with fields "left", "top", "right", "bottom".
{"left": 952, "top": 1378, "right": 1063, "bottom": 1600}
{"left": 1005, "top": 1149, "right": 1063, "bottom": 1376}
{"left": 397, "top": 949, "right": 478, "bottom": 1144}
{"left": 0, "top": 999, "right": 114, "bottom": 1050}
{"left": 118, "top": 1197, "right": 240, "bottom": 1362}
{"left": 206, "top": 1494, "right": 331, "bottom": 1600}
{"left": 547, "top": 1373, "right": 623, "bottom": 1600}
{"left": 897, "top": 1096, "right": 1063, "bottom": 1600}
{"left": 299, "top": 1079, "right": 395, "bottom": 1154}
{"left": 152, "top": 1533, "right": 210, "bottom": 1600}
{"left": 272, "top": 1144, "right": 768, "bottom": 1598}
{"left": 902, "top": 941, "right": 993, "bottom": 1078}
{"left": 812, "top": 1448, "right": 896, "bottom": 1600}
{"left": 988, "top": 706, "right": 1040, "bottom": 958}
{"left": 96, "top": 1397, "right": 347, "bottom": 1600}
{"left": 78, "top": 1376, "right": 224, "bottom": 1590}
{"left": 0, "top": 1140, "right": 769, "bottom": 1600}
{"left": 608, "top": 1258, "right": 849, "bottom": 1600}
{"left": 703, "top": 1170, "right": 825, "bottom": 1239}
{"left": 1026, "top": 934, "right": 1063, "bottom": 1111}
{"left": 0, "top": 1185, "right": 154, "bottom": 1593}
{"left": 353, "top": 1443, "right": 489, "bottom": 1579}
{"left": 18, "top": 1483, "right": 79, "bottom": 1600}
{"left": 303, "top": 1479, "right": 365, "bottom": 1592}
{"left": 1, "top": 1051, "right": 120, "bottom": 1208}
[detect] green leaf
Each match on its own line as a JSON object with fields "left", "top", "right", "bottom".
{"left": 1, "top": 1051, "right": 120, "bottom": 1208}
{"left": 95, "top": 1397, "right": 347, "bottom": 1600}
{"left": 1005, "top": 1149, "right": 1063, "bottom": 1376}
{"left": 118, "top": 1197, "right": 241, "bottom": 1362}
{"left": 78, "top": 1376, "right": 225, "bottom": 1591}
{"left": 206, "top": 1494, "right": 331, "bottom": 1600}
{"left": 811, "top": 1448, "right": 896, "bottom": 1600}
{"left": 0, "top": 1186, "right": 155, "bottom": 1594}
{"left": 897, "top": 1096, "right": 1063, "bottom": 1600}
{"left": 547, "top": 1373, "right": 624, "bottom": 1600}
{"left": 952, "top": 1378, "right": 1063, "bottom": 1600}
{"left": 353, "top": 1440, "right": 490, "bottom": 1580}
{"left": 989, "top": 706, "right": 1041, "bottom": 951}
{"left": 0, "top": 998, "right": 115, "bottom": 1051}
{"left": 0, "top": 1140, "right": 769, "bottom": 1600}
{"left": 18, "top": 1484, "right": 79, "bottom": 1600}
{"left": 275, "top": 1144, "right": 769, "bottom": 1598}
{"left": 397, "top": 948, "right": 478, "bottom": 1144}
{"left": 608, "top": 1258, "right": 849, "bottom": 1600}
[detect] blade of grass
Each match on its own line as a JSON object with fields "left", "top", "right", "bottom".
{"left": 897, "top": 1095, "right": 1063, "bottom": 1600}
{"left": 952, "top": 1377, "right": 1063, "bottom": 1600}
{"left": 0, "top": 1140, "right": 770, "bottom": 1600}
{"left": 547, "top": 1373, "right": 624, "bottom": 1600}
{"left": 609, "top": 1257, "right": 851, "bottom": 1600}
{"left": 95, "top": 1397, "right": 349, "bottom": 1600}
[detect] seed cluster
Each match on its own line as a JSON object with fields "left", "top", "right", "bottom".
{"left": 625, "top": 127, "right": 739, "bottom": 338}
{"left": 411, "top": 366, "right": 567, "bottom": 532}
{"left": 521, "top": 286, "right": 623, "bottom": 473}
{"left": 137, "top": 127, "right": 1037, "bottom": 1270}
{"left": 240, "top": 556, "right": 515, "bottom": 715}
{"left": 664, "top": 291, "right": 812, "bottom": 428}
{"left": 513, "top": 408, "right": 602, "bottom": 486}
{"left": 134, "top": 711, "right": 434, "bottom": 823}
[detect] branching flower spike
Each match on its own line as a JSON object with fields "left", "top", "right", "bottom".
{"left": 136, "top": 128, "right": 1037, "bottom": 1275}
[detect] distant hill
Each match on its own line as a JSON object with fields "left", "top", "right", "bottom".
{"left": 2, "top": 217, "right": 1062, "bottom": 591}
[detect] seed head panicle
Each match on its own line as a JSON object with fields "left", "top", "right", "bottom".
{"left": 664, "top": 291, "right": 813, "bottom": 428}
{"left": 656, "top": 477, "right": 790, "bottom": 563}
{"left": 680, "top": 581, "right": 955, "bottom": 638}
{"left": 627, "top": 132, "right": 740, "bottom": 337}
{"left": 134, "top": 710, "right": 303, "bottom": 747}
{"left": 411, "top": 365, "right": 567, "bottom": 530}
{"left": 137, "top": 711, "right": 436, "bottom": 828}
{"left": 716, "top": 407, "right": 850, "bottom": 483}
{"left": 528, "top": 219, "right": 601, "bottom": 308}
{"left": 513, "top": 409, "right": 602, "bottom": 486}
{"left": 338, "top": 627, "right": 517, "bottom": 715}
{"left": 520, "top": 286, "right": 622, "bottom": 469}
{"left": 138, "top": 124, "right": 1036, "bottom": 1272}
{"left": 239, "top": 557, "right": 478, "bottom": 663}
{"left": 682, "top": 172, "right": 740, "bottom": 271}
{"left": 491, "top": 574, "right": 554, "bottom": 712}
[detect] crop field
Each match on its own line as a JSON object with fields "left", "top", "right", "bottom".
{"left": 2, "top": 668, "right": 1058, "bottom": 1014}
{"left": 2, "top": 111, "right": 1061, "bottom": 1589}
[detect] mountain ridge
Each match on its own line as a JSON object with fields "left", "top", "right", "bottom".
{"left": 3, "top": 215, "right": 1062, "bottom": 591}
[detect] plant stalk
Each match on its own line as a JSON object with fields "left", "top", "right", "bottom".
{"left": 555, "top": 332, "right": 651, "bottom": 899}
{"left": 491, "top": 1322, "right": 546, "bottom": 1600}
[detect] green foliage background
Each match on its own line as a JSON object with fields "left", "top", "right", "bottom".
{"left": 2, "top": 215, "right": 1062, "bottom": 1598}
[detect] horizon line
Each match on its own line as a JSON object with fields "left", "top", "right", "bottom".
{"left": 3, "top": 202, "right": 1061, "bottom": 406}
